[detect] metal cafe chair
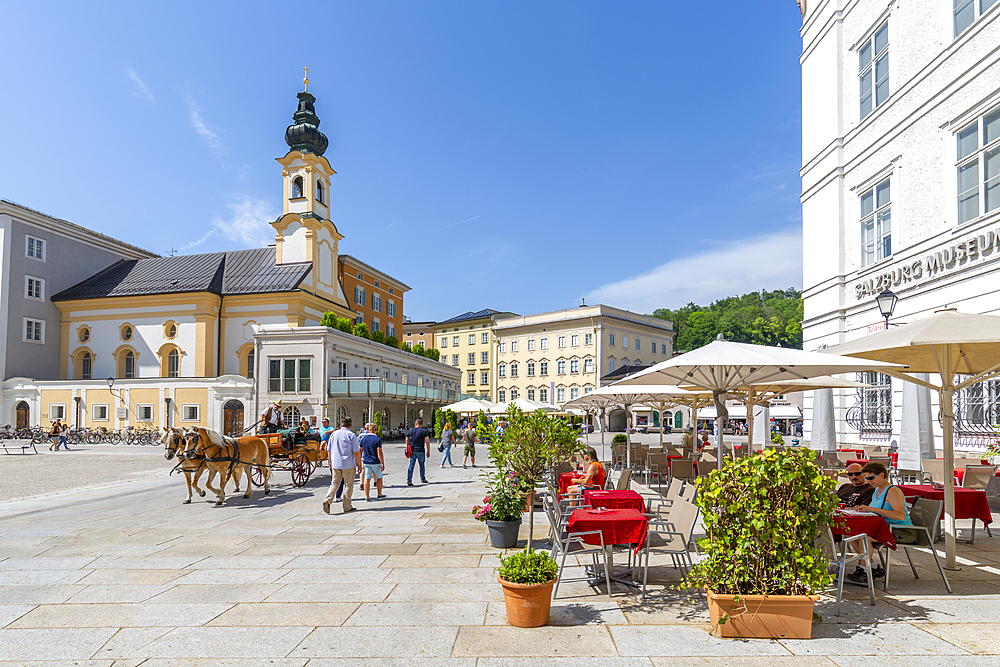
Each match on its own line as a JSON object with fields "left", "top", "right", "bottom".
{"left": 818, "top": 526, "right": 875, "bottom": 616}
{"left": 876, "top": 497, "right": 953, "bottom": 594}
{"left": 638, "top": 500, "right": 700, "bottom": 599}
{"left": 543, "top": 495, "right": 612, "bottom": 598}
{"left": 669, "top": 459, "right": 696, "bottom": 482}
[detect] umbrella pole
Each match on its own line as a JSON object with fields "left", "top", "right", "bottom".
{"left": 659, "top": 406, "right": 664, "bottom": 448}
{"left": 626, "top": 403, "right": 632, "bottom": 469}
{"left": 747, "top": 389, "right": 755, "bottom": 455}
{"left": 940, "top": 346, "right": 959, "bottom": 570}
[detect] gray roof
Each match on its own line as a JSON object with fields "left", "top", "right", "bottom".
{"left": 52, "top": 247, "right": 311, "bottom": 301}
{"left": 439, "top": 309, "right": 513, "bottom": 325}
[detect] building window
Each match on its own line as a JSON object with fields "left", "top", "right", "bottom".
{"left": 499, "top": 342, "right": 506, "bottom": 353}
{"left": 556, "top": 388, "right": 566, "bottom": 402}
{"left": 357, "top": 271, "right": 364, "bottom": 280}
{"left": 608, "top": 359, "right": 616, "bottom": 372}
{"left": 651, "top": 341, "right": 656, "bottom": 354}
{"left": 527, "top": 339, "right": 536, "bottom": 351}
{"left": 92, "top": 404, "right": 109, "bottom": 421}
{"left": 441, "top": 337, "right": 448, "bottom": 348}
{"left": 623, "top": 335, "right": 629, "bottom": 349}
{"left": 957, "top": 108, "right": 1000, "bottom": 225}
{"left": 124, "top": 351, "right": 135, "bottom": 379}
{"left": 527, "top": 362, "right": 535, "bottom": 377}
{"left": 558, "top": 336, "right": 566, "bottom": 348}
{"left": 121, "top": 325, "right": 133, "bottom": 341}
{"left": 388, "top": 325, "right": 395, "bottom": 339}
{"left": 49, "top": 403, "right": 65, "bottom": 420}
{"left": 389, "top": 287, "right": 394, "bottom": 295}
{"left": 452, "top": 354, "right": 459, "bottom": 366}
{"left": 26, "top": 236, "right": 45, "bottom": 260}
{"left": 480, "top": 371, "right": 489, "bottom": 385}
{"left": 510, "top": 362, "right": 519, "bottom": 378}
{"left": 584, "top": 358, "right": 594, "bottom": 373}
{"left": 527, "top": 388, "right": 535, "bottom": 401}
{"left": 468, "top": 372, "right": 475, "bottom": 386}
{"left": 540, "top": 361, "right": 548, "bottom": 376}
{"left": 167, "top": 349, "right": 179, "bottom": 377}
{"left": 81, "top": 352, "right": 92, "bottom": 380}
{"left": 372, "top": 295, "right": 382, "bottom": 312}
{"left": 571, "top": 334, "right": 579, "bottom": 346}
{"left": 510, "top": 389, "right": 519, "bottom": 400}
{"left": 137, "top": 404, "right": 153, "bottom": 421}
{"left": 247, "top": 349, "right": 255, "bottom": 379}
{"left": 539, "top": 387, "right": 548, "bottom": 403}
{"left": 570, "top": 360, "right": 580, "bottom": 374}
{"left": 499, "top": 363, "right": 506, "bottom": 378}
{"left": 25, "top": 276, "right": 44, "bottom": 300}
{"left": 955, "top": 0, "right": 998, "bottom": 35}
{"left": 584, "top": 385, "right": 593, "bottom": 394}
{"left": 557, "top": 360, "right": 566, "bottom": 374}
{"left": 609, "top": 333, "right": 615, "bottom": 347}
{"left": 468, "top": 353, "right": 475, "bottom": 365}
{"left": 356, "top": 315, "right": 364, "bottom": 326}
{"left": 570, "top": 387, "right": 579, "bottom": 400}
{"left": 182, "top": 404, "right": 200, "bottom": 422}
{"left": 24, "top": 318, "right": 43, "bottom": 343}
{"left": 373, "top": 319, "right": 381, "bottom": 333}
{"left": 387, "top": 301, "right": 396, "bottom": 317}
{"left": 540, "top": 337, "right": 548, "bottom": 350}
{"left": 860, "top": 21, "right": 889, "bottom": 120}
{"left": 269, "top": 360, "right": 281, "bottom": 391}
{"left": 452, "top": 336, "right": 459, "bottom": 346}
{"left": 468, "top": 334, "right": 475, "bottom": 345}
{"left": 354, "top": 286, "right": 366, "bottom": 306}
{"left": 635, "top": 337, "right": 640, "bottom": 351}
{"left": 861, "top": 177, "right": 891, "bottom": 267}
{"left": 79, "top": 327, "right": 90, "bottom": 343}
{"left": 498, "top": 389, "right": 507, "bottom": 403}
{"left": 662, "top": 343, "right": 667, "bottom": 355}
{"left": 316, "top": 180, "right": 324, "bottom": 203}
{"left": 292, "top": 176, "right": 304, "bottom": 198}
{"left": 511, "top": 340, "right": 519, "bottom": 352}
{"left": 338, "top": 361, "right": 348, "bottom": 377}
{"left": 475, "top": 351, "right": 486, "bottom": 365}
{"left": 374, "top": 280, "right": 380, "bottom": 289}
{"left": 481, "top": 332, "right": 488, "bottom": 344}
{"left": 165, "top": 322, "right": 177, "bottom": 339}
{"left": 299, "top": 359, "right": 311, "bottom": 392}
{"left": 584, "top": 333, "right": 593, "bottom": 345}
{"left": 847, "top": 372, "right": 893, "bottom": 440}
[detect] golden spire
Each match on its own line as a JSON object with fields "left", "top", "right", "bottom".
{"left": 303, "top": 66, "right": 309, "bottom": 92}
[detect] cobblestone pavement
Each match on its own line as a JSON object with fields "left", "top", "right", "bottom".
{"left": 0, "top": 439, "right": 999, "bottom": 665}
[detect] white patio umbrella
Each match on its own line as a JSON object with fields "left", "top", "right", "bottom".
{"left": 824, "top": 308, "right": 1000, "bottom": 569}
{"left": 441, "top": 397, "right": 496, "bottom": 414}
{"left": 614, "top": 339, "right": 904, "bottom": 471}
{"left": 811, "top": 388, "right": 837, "bottom": 453}
{"left": 898, "top": 374, "right": 935, "bottom": 470}
{"left": 561, "top": 392, "right": 625, "bottom": 461}
{"left": 488, "top": 397, "right": 559, "bottom": 415}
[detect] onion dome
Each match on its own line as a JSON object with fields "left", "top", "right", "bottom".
{"left": 284, "top": 92, "right": 329, "bottom": 156}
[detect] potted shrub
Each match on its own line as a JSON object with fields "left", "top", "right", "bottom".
{"left": 473, "top": 472, "right": 525, "bottom": 548}
{"left": 681, "top": 448, "right": 837, "bottom": 639}
{"left": 486, "top": 406, "right": 580, "bottom": 627}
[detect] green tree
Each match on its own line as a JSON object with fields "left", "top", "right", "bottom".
{"left": 373, "top": 410, "right": 383, "bottom": 437}
{"left": 371, "top": 329, "right": 387, "bottom": 345}
{"left": 353, "top": 323, "right": 371, "bottom": 339}
{"left": 413, "top": 343, "right": 426, "bottom": 357}
{"left": 386, "top": 335, "right": 399, "bottom": 349}
{"left": 320, "top": 311, "right": 337, "bottom": 328}
{"left": 336, "top": 317, "right": 353, "bottom": 334}
{"left": 426, "top": 348, "right": 441, "bottom": 361}
{"left": 433, "top": 409, "right": 444, "bottom": 437}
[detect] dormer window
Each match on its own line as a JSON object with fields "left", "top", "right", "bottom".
{"left": 316, "top": 180, "right": 324, "bottom": 204}
{"left": 292, "top": 176, "right": 304, "bottom": 199}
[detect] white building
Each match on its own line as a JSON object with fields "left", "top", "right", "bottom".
{"left": 799, "top": 0, "right": 1000, "bottom": 447}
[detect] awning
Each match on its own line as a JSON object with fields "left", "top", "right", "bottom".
{"left": 693, "top": 405, "right": 800, "bottom": 420}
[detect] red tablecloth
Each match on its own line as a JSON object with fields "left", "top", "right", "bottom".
{"left": 846, "top": 458, "right": 868, "bottom": 468}
{"left": 583, "top": 489, "right": 645, "bottom": 513}
{"left": 558, "top": 472, "right": 578, "bottom": 495}
{"left": 896, "top": 484, "right": 993, "bottom": 525}
{"left": 839, "top": 449, "right": 866, "bottom": 458}
{"left": 567, "top": 508, "right": 648, "bottom": 553}
{"left": 832, "top": 511, "right": 896, "bottom": 550}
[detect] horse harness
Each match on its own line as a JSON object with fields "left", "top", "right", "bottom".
{"left": 187, "top": 432, "right": 266, "bottom": 477}
{"left": 166, "top": 432, "right": 207, "bottom": 477}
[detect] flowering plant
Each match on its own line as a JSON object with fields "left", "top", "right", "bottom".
{"left": 472, "top": 472, "right": 526, "bottom": 523}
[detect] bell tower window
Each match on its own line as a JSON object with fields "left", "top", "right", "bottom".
{"left": 291, "top": 176, "right": 304, "bottom": 199}
{"left": 316, "top": 180, "right": 324, "bottom": 204}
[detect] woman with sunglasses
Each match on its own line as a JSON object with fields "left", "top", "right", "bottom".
{"left": 846, "top": 461, "right": 915, "bottom": 584}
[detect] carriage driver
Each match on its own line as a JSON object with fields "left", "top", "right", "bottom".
{"left": 260, "top": 400, "right": 284, "bottom": 434}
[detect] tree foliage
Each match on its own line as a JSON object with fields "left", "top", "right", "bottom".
{"left": 652, "top": 288, "right": 803, "bottom": 352}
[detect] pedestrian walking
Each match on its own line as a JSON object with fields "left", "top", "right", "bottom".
{"left": 405, "top": 418, "right": 430, "bottom": 486}
{"left": 318, "top": 417, "right": 344, "bottom": 501}
{"left": 48, "top": 420, "right": 66, "bottom": 451}
{"left": 55, "top": 421, "right": 69, "bottom": 450}
{"left": 439, "top": 422, "right": 456, "bottom": 468}
{"left": 360, "top": 422, "right": 386, "bottom": 501}
{"left": 462, "top": 425, "right": 477, "bottom": 469}
{"left": 323, "top": 417, "right": 362, "bottom": 514}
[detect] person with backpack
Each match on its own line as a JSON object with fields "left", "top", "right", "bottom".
{"left": 405, "top": 418, "right": 430, "bottom": 486}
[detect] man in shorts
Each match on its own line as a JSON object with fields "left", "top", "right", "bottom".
{"left": 360, "top": 422, "right": 385, "bottom": 501}
{"left": 462, "top": 425, "right": 477, "bottom": 469}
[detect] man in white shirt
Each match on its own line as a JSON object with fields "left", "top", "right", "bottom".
{"left": 323, "top": 417, "right": 363, "bottom": 514}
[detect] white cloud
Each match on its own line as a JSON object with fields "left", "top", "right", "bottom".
{"left": 585, "top": 228, "right": 803, "bottom": 313}
{"left": 126, "top": 69, "right": 155, "bottom": 101}
{"left": 212, "top": 197, "right": 278, "bottom": 248}
{"left": 180, "top": 228, "right": 217, "bottom": 251}
{"left": 185, "top": 94, "right": 224, "bottom": 157}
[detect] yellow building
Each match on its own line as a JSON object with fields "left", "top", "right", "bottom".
{"left": 432, "top": 310, "right": 516, "bottom": 400}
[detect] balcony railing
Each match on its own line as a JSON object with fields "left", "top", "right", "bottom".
{"left": 328, "top": 377, "right": 475, "bottom": 403}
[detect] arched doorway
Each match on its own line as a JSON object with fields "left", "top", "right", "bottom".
{"left": 675, "top": 411, "right": 684, "bottom": 429}
{"left": 223, "top": 399, "right": 244, "bottom": 436}
{"left": 15, "top": 401, "right": 29, "bottom": 429}
{"left": 608, "top": 408, "right": 627, "bottom": 432}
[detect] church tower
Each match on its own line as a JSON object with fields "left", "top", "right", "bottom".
{"left": 272, "top": 80, "right": 349, "bottom": 313}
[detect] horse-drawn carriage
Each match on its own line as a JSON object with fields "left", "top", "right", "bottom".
{"left": 252, "top": 429, "right": 327, "bottom": 487}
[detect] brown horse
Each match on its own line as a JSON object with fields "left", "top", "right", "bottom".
{"left": 160, "top": 428, "right": 245, "bottom": 503}
{"left": 186, "top": 427, "right": 271, "bottom": 505}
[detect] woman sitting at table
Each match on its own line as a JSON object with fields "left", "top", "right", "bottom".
{"left": 846, "top": 461, "right": 917, "bottom": 584}
{"left": 566, "top": 447, "right": 606, "bottom": 498}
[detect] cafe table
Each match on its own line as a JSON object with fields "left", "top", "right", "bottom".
{"left": 896, "top": 483, "right": 993, "bottom": 544}
{"left": 558, "top": 472, "right": 579, "bottom": 495}
{"left": 583, "top": 489, "right": 645, "bottom": 513}
{"left": 567, "top": 507, "right": 648, "bottom": 589}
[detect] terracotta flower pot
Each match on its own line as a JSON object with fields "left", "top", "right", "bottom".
{"left": 705, "top": 588, "right": 818, "bottom": 639}
{"left": 498, "top": 574, "right": 555, "bottom": 627}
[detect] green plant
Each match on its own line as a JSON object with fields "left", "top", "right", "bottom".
{"left": 681, "top": 448, "right": 837, "bottom": 598}
{"left": 680, "top": 431, "right": 693, "bottom": 448}
{"left": 413, "top": 343, "right": 426, "bottom": 357}
{"left": 433, "top": 409, "right": 444, "bottom": 437}
{"left": 426, "top": 348, "right": 441, "bottom": 361}
{"left": 498, "top": 547, "right": 558, "bottom": 584}
{"left": 353, "top": 323, "right": 371, "bottom": 339}
{"left": 472, "top": 472, "right": 526, "bottom": 522}
{"left": 372, "top": 329, "right": 387, "bottom": 345}
{"left": 612, "top": 434, "right": 627, "bottom": 444}
{"left": 373, "top": 410, "right": 383, "bottom": 437}
{"left": 771, "top": 431, "right": 784, "bottom": 445}
{"left": 386, "top": 335, "right": 399, "bottom": 349}
{"left": 402, "top": 342, "right": 413, "bottom": 353}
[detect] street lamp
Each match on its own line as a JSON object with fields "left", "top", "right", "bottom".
{"left": 106, "top": 377, "right": 115, "bottom": 390}
{"left": 875, "top": 289, "right": 898, "bottom": 329}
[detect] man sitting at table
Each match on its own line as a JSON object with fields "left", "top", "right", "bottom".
{"left": 836, "top": 463, "right": 875, "bottom": 508}
{"left": 566, "top": 447, "right": 606, "bottom": 498}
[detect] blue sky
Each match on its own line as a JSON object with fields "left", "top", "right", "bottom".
{"left": 1, "top": 1, "right": 804, "bottom": 322}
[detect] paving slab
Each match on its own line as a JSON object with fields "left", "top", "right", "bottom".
{"left": 610, "top": 625, "right": 792, "bottom": 657}
{"left": 384, "top": 582, "right": 501, "bottom": 603}
{"left": 346, "top": 601, "right": 487, "bottom": 626}
{"left": 650, "top": 659, "right": 834, "bottom": 667}
{"left": 146, "top": 584, "right": 283, "bottom": 603}
{"left": 264, "top": 583, "right": 396, "bottom": 603}
{"left": 291, "top": 626, "right": 459, "bottom": 658}
{"left": 916, "top": 623, "right": 1000, "bottom": 654}
{"left": 137, "top": 626, "right": 313, "bottom": 659}
{"left": 65, "top": 584, "right": 178, "bottom": 603}
{"left": 780, "top": 622, "right": 969, "bottom": 655}
{"left": 0, "top": 627, "right": 119, "bottom": 661}
{"left": 0, "top": 584, "right": 86, "bottom": 604}
{"left": 8, "top": 602, "right": 232, "bottom": 628}
{"left": 478, "top": 660, "right": 655, "bottom": 667}
{"left": 205, "top": 602, "right": 358, "bottom": 627}
{"left": 92, "top": 626, "right": 175, "bottom": 660}
{"left": 452, "top": 626, "right": 617, "bottom": 657}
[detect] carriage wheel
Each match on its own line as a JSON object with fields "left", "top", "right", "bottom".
{"left": 291, "top": 454, "right": 311, "bottom": 487}
{"left": 251, "top": 465, "right": 266, "bottom": 487}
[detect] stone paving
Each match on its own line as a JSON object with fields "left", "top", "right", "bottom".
{"left": 0, "top": 439, "right": 999, "bottom": 665}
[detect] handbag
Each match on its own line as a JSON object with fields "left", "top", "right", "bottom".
{"left": 438, "top": 442, "right": 445, "bottom": 452}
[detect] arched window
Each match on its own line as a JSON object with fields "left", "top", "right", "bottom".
{"left": 124, "top": 351, "right": 135, "bottom": 379}
{"left": 283, "top": 405, "right": 301, "bottom": 426}
{"left": 247, "top": 349, "right": 255, "bottom": 379}
{"left": 292, "top": 176, "right": 304, "bottom": 199}
{"left": 167, "top": 349, "right": 179, "bottom": 378}
{"left": 316, "top": 180, "right": 324, "bottom": 204}
{"left": 81, "top": 352, "right": 92, "bottom": 380}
